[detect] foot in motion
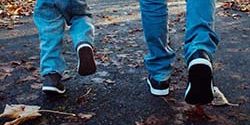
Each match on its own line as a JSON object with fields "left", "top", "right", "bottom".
{"left": 77, "top": 43, "right": 97, "bottom": 76}
{"left": 185, "top": 50, "right": 214, "bottom": 105}
{"left": 147, "top": 76, "right": 170, "bottom": 96}
{"left": 42, "top": 73, "right": 66, "bottom": 95}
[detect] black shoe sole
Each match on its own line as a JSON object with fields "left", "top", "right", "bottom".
{"left": 185, "top": 64, "right": 214, "bottom": 105}
{"left": 43, "top": 90, "right": 63, "bottom": 95}
{"left": 77, "top": 45, "right": 97, "bottom": 76}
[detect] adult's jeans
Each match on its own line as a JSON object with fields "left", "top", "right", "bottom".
{"left": 140, "top": 0, "right": 220, "bottom": 82}
{"left": 33, "top": 0, "right": 94, "bottom": 76}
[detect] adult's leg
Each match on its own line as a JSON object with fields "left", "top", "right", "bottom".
{"left": 184, "top": 0, "right": 220, "bottom": 104}
{"left": 140, "top": 0, "right": 175, "bottom": 82}
{"left": 184, "top": 0, "right": 219, "bottom": 63}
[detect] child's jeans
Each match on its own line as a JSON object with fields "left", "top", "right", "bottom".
{"left": 33, "top": 0, "right": 94, "bottom": 76}
{"left": 140, "top": 0, "right": 220, "bottom": 82}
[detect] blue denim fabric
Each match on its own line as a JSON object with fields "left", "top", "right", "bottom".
{"left": 33, "top": 0, "right": 94, "bottom": 76}
{"left": 140, "top": 0, "right": 220, "bottom": 82}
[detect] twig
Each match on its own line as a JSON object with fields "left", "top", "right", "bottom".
{"left": 227, "top": 103, "right": 239, "bottom": 107}
{"left": 39, "top": 110, "right": 76, "bottom": 116}
{"left": 83, "top": 88, "right": 92, "bottom": 97}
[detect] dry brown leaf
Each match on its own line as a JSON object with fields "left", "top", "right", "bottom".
{"left": 104, "top": 79, "right": 115, "bottom": 84}
{"left": 16, "top": 76, "right": 38, "bottom": 84}
{"left": 0, "top": 0, "right": 36, "bottom": 29}
{"left": 0, "top": 104, "right": 78, "bottom": 125}
{"left": 0, "top": 64, "right": 14, "bottom": 80}
{"left": 212, "top": 86, "right": 239, "bottom": 106}
{"left": 137, "top": 115, "right": 169, "bottom": 125}
{"left": 135, "top": 121, "right": 144, "bottom": 125}
{"left": 30, "top": 83, "right": 42, "bottom": 89}
{"left": 0, "top": 104, "right": 42, "bottom": 125}
{"left": 221, "top": 0, "right": 250, "bottom": 12}
{"left": 78, "top": 113, "right": 95, "bottom": 120}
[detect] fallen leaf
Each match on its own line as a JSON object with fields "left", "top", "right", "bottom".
{"left": 0, "top": 104, "right": 42, "bottom": 125}
{"left": 0, "top": 104, "right": 78, "bottom": 125}
{"left": 212, "top": 86, "right": 239, "bottom": 106}
{"left": 221, "top": 0, "right": 250, "bottom": 12}
{"left": 185, "top": 105, "right": 211, "bottom": 122}
{"left": 10, "top": 61, "right": 22, "bottom": 66}
{"left": 78, "top": 113, "right": 95, "bottom": 120}
{"left": 28, "top": 56, "right": 39, "bottom": 60}
{"left": 135, "top": 121, "right": 144, "bottom": 125}
{"left": 22, "top": 62, "right": 37, "bottom": 71}
{"left": 104, "top": 79, "right": 115, "bottom": 84}
{"left": 16, "top": 76, "right": 38, "bottom": 84}
{"left": 0, "top": 0, "right": 36, "bottom": 29}
{"left": 61, "top": 74, "right": 72, "bottom": 81}
{"left": 237, "top": 83, "right": 250, "bottom": 90}
{"left": 30, "top": 83, "right": 42, "bottom": 89}
{"left": 236, "top": 96, "right": 249, "bottom": 104}
{"left": 76, "top": 88, "right": 92, "bottom": 105}
{"left": 136, "top": 115, "right": 169, "bottom": 125}
{"left": 0, "top": 64, "right": 14, "bottom": 80}
{"left": 65, "top": 113, "right": 95, "bottom": 122}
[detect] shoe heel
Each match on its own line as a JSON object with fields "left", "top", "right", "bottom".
{"left": 77, "top": 44, "right": 97, "bottom": 76}
{"left": 147, "top": 78, "right": 169, "bottom": 96}
{"left": 185, "top": 64, "right": 214, "bottom": 105}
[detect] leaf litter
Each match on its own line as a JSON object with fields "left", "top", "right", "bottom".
{"left": 221, "top": 0, "right": 250, "bottom": 12}
{"left": 0, "top": 104, "right": 95, "bottom": 125}
{"left": 153, "top": 86, "right": 240, "bottom": 124}
{"left": 212, "top": 86, "right": 239, "bottom": 106}
{"left": 0, "top": 0, "right": 35, "bottom": 29}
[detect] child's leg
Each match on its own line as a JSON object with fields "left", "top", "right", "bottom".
{"left": 69, "top": 16, "right": 94, "bottom": 49}
{"left": 33, "top": 0, "right": 66, "bottom": 76}
{"left": 55, "top": 0, "right": 96, "bottom": 75}
{"left": 70, "top": 16, "right": 96, "bottom": 75}
{"left": 66, "top": 0, "right": 94, "bottom": 49}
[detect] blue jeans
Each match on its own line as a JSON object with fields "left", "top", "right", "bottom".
{"left": 33, "top": 0, "right": 94, "bottom": 76}
{"left": 140, "top": 0, "right": 220, "bottom": 82}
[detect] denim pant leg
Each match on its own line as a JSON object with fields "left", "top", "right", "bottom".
{"left": 140, "top": 0, "right": 175, "bottom": 82}
{"left": 55, "top": 0, "right": 94, "bottom": 49}
{"left": 184, "top": 0, "right": 220, "bottom": 63}
{"left": 33, "top": 0, "right": 66, "bottom": 76}
{"left": 69, "top": 16, "right": 95, "bottom": 49}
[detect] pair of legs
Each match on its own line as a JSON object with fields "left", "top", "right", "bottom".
{"left": 33, "top": 0, "right": 96, "bottom": 94}
{"left": 34, "top": 0, "right": 95, "bottom": 76}
{"left": 140, "top": 0, "right": 220, "bottom": 104}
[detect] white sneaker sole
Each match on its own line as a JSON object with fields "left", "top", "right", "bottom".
{"left": 42, "top": 86, "right": 66, "bottom": 94}
{"left": 188, "top": 58, "right": 212, "bottom": 71}
{"left": 147, "top": 78, "right": 169, "bottom": 96}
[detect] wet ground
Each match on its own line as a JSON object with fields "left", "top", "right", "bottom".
{"left": 0, "top": 0, "right": 250, "bottom": 125}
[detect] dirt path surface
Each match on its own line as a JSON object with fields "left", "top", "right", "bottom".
{"left": 0, "top": 1, "right": 249, "bottom": 125}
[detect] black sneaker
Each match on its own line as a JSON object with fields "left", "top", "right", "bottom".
{"left": 147, "top": 76, "right": 170, "bottom": 96}
{"left": 42, "top": 73, "right": 66, "bottom": 94}
{"left": 185, "top": 50, "right": 214, "bottom": 105}
{"left": 77, "top": 43, "right": 97, "bottom": 76}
